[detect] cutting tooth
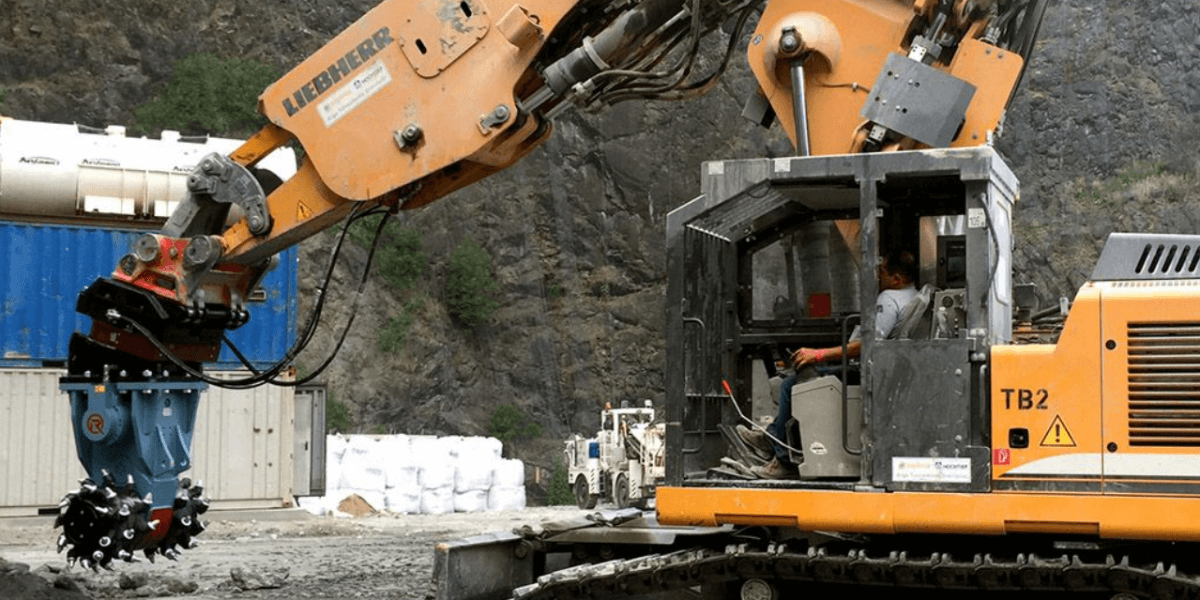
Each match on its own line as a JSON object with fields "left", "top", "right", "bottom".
{"left": 57, "top": 535, "right": 68, "bottom": 553}
{"left": 80, "top": 559, "right": 91, "bottom": 570}
{"left": 104, "top": 487, "right": 117, "bottom": 499}
{"left": 144, "top": 493, "right": 153, "bottom": 505}
{"left": 92, "top": 550, "right": 104, "bottom": 562}
{"left": 144, "top": 550, "right": 156, "bottom": 564}
{"left": 118, "top": 550, "right": 132, "bottom": 561}
{"left": 188, "top": 540, "right": 200, "bottom": 549}
{"left": 197, "top": 521, "right": 207, "bottom": 532}
{"left": 99, "top": 536, "right": 111, "bottom": 548}
{"left": 148, "top": 519, "right": 160, "bottom": 530}
{"left": 82, "top": 483, "right": 97, "bottom": 493}
{"left": 118, "top": 506, "right": 130, "bottom": 517}
{"left": 123, "top": 529, "right": 135, "bottom": 540}
{"left": 95, "top": 506, "right": 111, "bottom": 515}
{"left": 182, "top": 516, "right": 192, "bottom": 527}
{"left": 58, "top": 498, "right": 71, "bottom": 509}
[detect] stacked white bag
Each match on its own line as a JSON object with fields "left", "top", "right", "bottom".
{"left": 337, "top": 436, "right": 387, "bottom": 510}
{"left": 414, "top": 435, "right": 456, "bottom": 514}
{"left": 302, "top": 434, "right": 525, "bottom": 515}
{"left": 453, "top": 437, "right": 502, "bottom": 512}
{"left": 381, "top": 435, "right": 420, "bottom": 514}
{"left": 488, "top": 459, "right": 527, "bottom": 511}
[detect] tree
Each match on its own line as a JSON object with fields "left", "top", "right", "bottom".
{"left": 489, "top": 404, "right": 542, "bottom": 443}
{"left": 546, "top": 460, "right": 574, "bottom": 506}
{"left": 376, "top": 227, "right": 426, "bottom": 290}
{"left": 446, "top": 235, "right": 499, "bottom": 328}
{"left": 135, "top": 54, "right": 278, "bottom": 135}
{"left": 326, "top": 390, "right": 352, "bottom": 433}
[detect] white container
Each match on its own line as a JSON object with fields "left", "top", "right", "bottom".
{"left": 0, "top": 368, "right": 299, "bottom": 516}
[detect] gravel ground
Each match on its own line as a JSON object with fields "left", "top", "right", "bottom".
{"left": 0, "top": 506, "right": 591, "bottom": 599}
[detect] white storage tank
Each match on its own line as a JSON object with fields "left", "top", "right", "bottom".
{"left": 0, "top": 117, "right": 297, "bottom": 223}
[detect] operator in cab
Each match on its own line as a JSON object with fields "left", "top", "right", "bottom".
{"left": 739, "top": 250, "right": 918, "bottom": 479}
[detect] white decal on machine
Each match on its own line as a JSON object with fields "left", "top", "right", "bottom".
{"left": 892, "top": 457, "right": 972, "bottom": 483}
{"left": 318, "top": 60, "right": 392, "bottom": 127}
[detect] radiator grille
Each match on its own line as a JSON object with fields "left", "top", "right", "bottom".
{"left": 1128, "top": 323, "right": 1200, "bottom": 446}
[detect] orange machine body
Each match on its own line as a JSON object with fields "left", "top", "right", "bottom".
{"left": 659, "top": 278, "right": 1200, "bottom": 542}
{"left": 746, "top": 0, "right": 1023, "bottom": 154}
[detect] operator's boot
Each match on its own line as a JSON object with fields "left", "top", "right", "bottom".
{"left": 751, "top": 457, "right": 798, "bottom": 480}
{"left": 735, "top": 425, "right": 773, "bottom": 460}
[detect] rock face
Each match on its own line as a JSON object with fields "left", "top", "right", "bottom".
{"left": 4, "top": 1, "right": 1199, "bottom": 469}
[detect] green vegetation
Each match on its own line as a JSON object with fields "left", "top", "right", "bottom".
{"left": 326, "top": 390, "right": 353, "bottom": 433}
{"left": 345, "top": 216, "right": 429, "bottom": 354}
{"left": 135, "top": 54, "right": 278, "bottom": 135}
{"left": 447, "top": 235, "right": 500, "bottom": 328}
{"left": 546, "top": 460, "right": 574, "bottom": 506}
{"left": 377, "top": 228, "right": 427, "bottom": 290}
{"left": 1074, "top": 161, "right": 1169, "bottom": 207}
{"left": 348, "top": 217, "right": 428, "bottom": 291}
{"left": 378, "top": 297, "right": 424, "bottom": 354}
{"left": 489, "top": 404, "right": 542, "bottom": 443}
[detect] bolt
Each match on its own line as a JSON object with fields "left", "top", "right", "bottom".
{"left": 492, "top": 105, "right": 510, "bottom": 122}
{"left": 249, "top": 215, "right": 263, "bottom": 230}
{"left": 401, "top": 124, "right": 423, "bottom": 145}
{"left": 779, "top": 27, "right": 801, "bottom": 55}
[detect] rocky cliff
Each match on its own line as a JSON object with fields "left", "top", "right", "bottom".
{"left": 3, "top": 0, "right": 1199, "bottom": 476}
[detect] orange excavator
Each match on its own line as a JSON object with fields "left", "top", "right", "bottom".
{"left": 73, "top": 2, "right": 1200, "bottom": 600}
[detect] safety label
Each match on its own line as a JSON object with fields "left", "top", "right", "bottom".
{"left": 892, "top": 457, "right": 972, "bottom": 483}
{"left": 1040, "top": 415, "right": 1077, "bottom": 447}
{"left": 318, "top": 60, "right": 392, "bottom": 127}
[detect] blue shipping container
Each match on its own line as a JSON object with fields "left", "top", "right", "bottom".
{"left": 0, "top": 221, "right": 298, "bottom": 369}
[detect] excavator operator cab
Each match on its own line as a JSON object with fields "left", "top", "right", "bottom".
{"left": 665, "top": 147, "right": 1018, "bottom": 491}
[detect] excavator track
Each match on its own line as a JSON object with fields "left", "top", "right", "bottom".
{"left": 512, "top": 539, "right": 1200, "bottom": 599}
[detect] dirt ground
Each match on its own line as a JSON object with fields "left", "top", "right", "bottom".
{"left": 0, "top": 505, "right": 590, "bottom": 599}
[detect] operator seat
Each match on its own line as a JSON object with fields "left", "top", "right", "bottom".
{"left": 790, "top": 285, "right": 938, "bottom": 479}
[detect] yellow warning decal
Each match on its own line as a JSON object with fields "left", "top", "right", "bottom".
{"left": 297, "top": 202, "right": 313, "bottom": 222}
{"left": 1040, "top": 415, "right": 1077, "bottom": 447}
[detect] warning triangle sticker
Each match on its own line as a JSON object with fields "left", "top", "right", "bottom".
{"left": 1040, "top": 415, "right": 1077, "bottom": 447}
{"left": 297, "top": 202, "right": 313, "bottom": 222}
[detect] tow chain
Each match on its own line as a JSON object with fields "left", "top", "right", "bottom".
{"left": 513, "top": 542, "right": 1200, "bottom": 599}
